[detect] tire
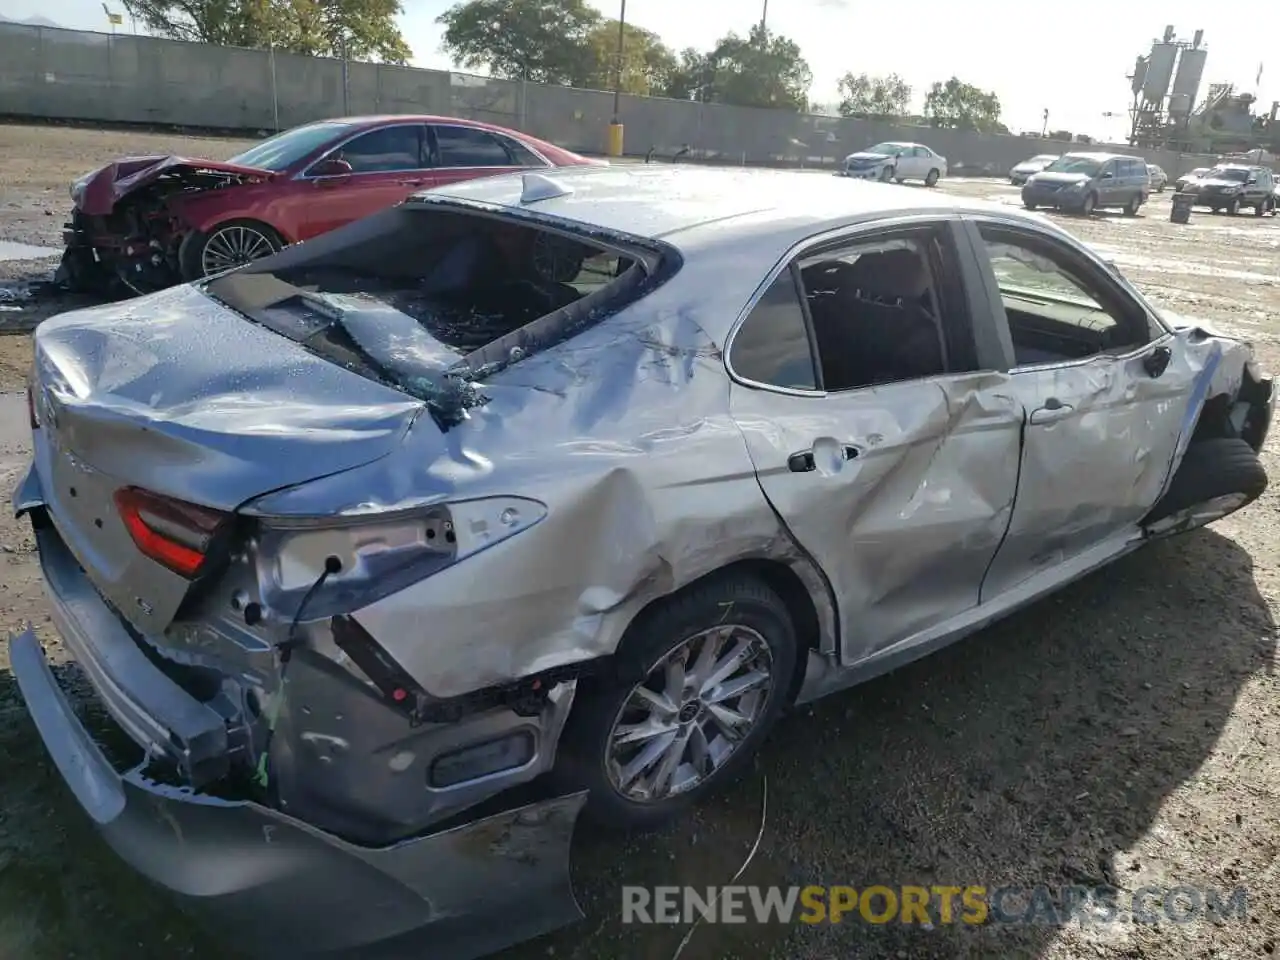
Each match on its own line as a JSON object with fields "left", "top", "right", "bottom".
{"left": 1080, "top": 192, "right": 1096, "bottom": 216}
{"left": 1254, "top": 201, "right": 1266, "bottom": 217}
{"left": 551, "top": 573, "right": 798, "bottom": 831}
{"left": 924, "top": 168, "right": 940, "bottom": 187}
{"left": 179, "top": 219, "right": 283, "bottom": 282}
{"left": 1023, "top": 200, "right": 1037, "bottom": 210}
{"left": 1225, "top": 198, "right": 1240, "bottom": 216}
{"left": 880, "top": 165, "right": 895, "bottom": 183}
{"left": 1143, "top": 438, "right": 1268, "bottom": 530}
{"left": 1123, "top": 194, "right": 1140, "bottom": 216}
{"left": 894, "top": 177, "right": 905, "bottom": 184}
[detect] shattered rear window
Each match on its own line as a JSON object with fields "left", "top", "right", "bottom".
{"left": 202, "top": 207, "right": 652, "bottom": 424}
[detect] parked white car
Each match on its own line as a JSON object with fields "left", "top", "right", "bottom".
{"left": 1147, "top": 164, "right": 1168, "bottom": 192}
{"left": 1010, "top": 154, "right": 1058, "bottom": 185}
{"left": 838, "top": 141, "right": 947, "bottom": 186}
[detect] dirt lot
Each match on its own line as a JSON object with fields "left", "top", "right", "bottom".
{"left": 1, "top": 122, "right": 1280, "bottom": 960}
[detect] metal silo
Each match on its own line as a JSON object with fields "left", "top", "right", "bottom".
{"left": 1143, "top": 42, "right": 1178, "bottom": 103}
{"left": 1170, "top": 47, "right": 1208, "bottom": 113}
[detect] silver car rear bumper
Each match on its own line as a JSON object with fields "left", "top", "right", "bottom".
{"left": 9, "top": 464, "right": 587, "bottom": 959}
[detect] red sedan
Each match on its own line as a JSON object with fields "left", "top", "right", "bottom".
{"left": 58, "top": 114, "right": 602, "bottom": 295}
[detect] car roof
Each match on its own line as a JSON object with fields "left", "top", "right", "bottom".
{"left": 1062, "top": 151, "right": 1139, "bottom": 161}
{"left": 410, "top": 164, "right": 1043, "bottom": 255}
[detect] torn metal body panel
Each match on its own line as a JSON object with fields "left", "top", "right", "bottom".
{"left": 11, "top": 164, "right": 1275, "bottom": 958}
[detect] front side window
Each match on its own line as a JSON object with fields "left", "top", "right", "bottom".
{"left": 729, "top": 273, "right": 818, "bottom": 390}
{"left": 977, "top": 226, "right": 1153, "bottom": 365}
{"left": 434, "top": 125, "right": 516, "bottom": 168}
{"left": 326, "top": 125, "right": 424, "bottom": 174}
{"left": 229, "top": 120, "right": 359, "bottom": 171}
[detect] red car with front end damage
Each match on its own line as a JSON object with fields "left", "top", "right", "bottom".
{"left": 57, "top": 114, "right": 601, "bottom": 295}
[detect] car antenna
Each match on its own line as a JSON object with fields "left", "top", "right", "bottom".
{"left": 519, "top": 172, "right": 573, "bottom": 204}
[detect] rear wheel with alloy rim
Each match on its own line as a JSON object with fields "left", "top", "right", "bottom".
{"left": 552, "top": 574, "right": 797, "bottom": 830}
{"left": 1124, "top": 194, "right": 1141, "bottom": 216}
{"left": 180, "top": 219, "right": 283, "bottom": 281}
{"left": 924, "top": 168, "right": 940, "bottom": 187}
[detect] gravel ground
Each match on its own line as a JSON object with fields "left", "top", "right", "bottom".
{"left": 1, "top": 122, "right": 1280, "bottom": 960}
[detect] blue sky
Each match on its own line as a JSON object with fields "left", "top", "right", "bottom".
{"left": 8, "top": 0, "right": 1275, "bottom": 142}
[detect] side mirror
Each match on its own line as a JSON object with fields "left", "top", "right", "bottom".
{"left": 895, "top": 152, "right": 902, "bottom": 158}
{"left": 1246, "top": 177, "right": 1258, "bottom": 184}
{"left": 1100, "top": 172, "right": 1114, "bottom": 180}
{"left": 310, "top": 157, "right": 353, "bottom": 178}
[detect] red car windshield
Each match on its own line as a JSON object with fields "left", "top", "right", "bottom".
{"left": 227, "top": 120, "right": 360, "bottom": 172}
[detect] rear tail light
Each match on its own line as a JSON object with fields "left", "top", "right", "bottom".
{"left": 114, "top": 486, "right": 228, "bottom": 578}
{"left": 26, "top": 383, "right": 38, "bottom": 430}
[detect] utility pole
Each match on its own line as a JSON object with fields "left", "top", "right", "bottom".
{"left": 340, "top": 33, "right": 350, "bottom": 115}
{"left": 612, "top": 0, "right": 626, "bottom": 122}
{"left": 607, "top": 0, "right": 626, "bottom": 157}
{"left": 760, "top": 0, "right": 768, "bottom": 32}
{"left": 1041, "top": 108, "right": 1049, "bottom": 137}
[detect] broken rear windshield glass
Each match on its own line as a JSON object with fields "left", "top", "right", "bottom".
{"left": 201, "top": 207, "right": 645, "bottom": 423}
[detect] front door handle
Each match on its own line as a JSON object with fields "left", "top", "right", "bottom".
{"left": 398, "top": 178, "right": 428, "bottom": 187}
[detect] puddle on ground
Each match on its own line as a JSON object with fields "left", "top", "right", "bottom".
{"left": 0, "top": 240, "right": 59, "bottom": 262}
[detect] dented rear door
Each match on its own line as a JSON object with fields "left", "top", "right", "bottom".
{"left": 727, "top": 255, "right": 1023, "bottom": 665}
{"left": 733, "top": 372, "right": 1023, "bottom": 665}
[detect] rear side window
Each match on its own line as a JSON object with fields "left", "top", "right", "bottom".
{"left": 730, "top": 273, "right": 818, "bottom": 390}
{"left": 434, "top": 126, "right": 515, "bottom": 168}
{"left": 501, "top": 137, "right": 547, "bottom": 167}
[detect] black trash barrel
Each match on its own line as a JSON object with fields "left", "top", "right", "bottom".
{"left": 1170, "top": 191, "right": 1194, "bottom": 224}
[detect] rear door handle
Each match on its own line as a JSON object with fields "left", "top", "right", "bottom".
{"left": 788, "top": 451, "right": 816, "bottom": 473}
{"left": 1029, "top": 397, "right": 1075, "bottom": 425}
{"left": 787, "top": 445, "right": 860, "bottom": 472}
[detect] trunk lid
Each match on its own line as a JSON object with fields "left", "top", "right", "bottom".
{"left": 31, "top": 284, "right": 424, "bottom": 633}
{"left": 74, "top": 155, "right": 274, "bottom": 216}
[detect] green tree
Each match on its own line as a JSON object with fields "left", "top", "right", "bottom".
{"left": 923, "top": 76, "right": 1003, "bottom": 132}
{"left": 657, "top": 47, "right": 716, "bottom": 101}
{"left": 436, "top": 0, "right": 601, "bottom": 84}
{"left": 836, "top": 72, "right": 911, "bottom": 119}
{"left": 283, "top": 0, "right": 410, "bottom": 62}
{"left": 705, "top": 24, "right": 812, "bottom": 111}
{"left": 579, "top": 20, "right": 677, "bottom": 96}
{"left": 122, "top": 0, "right": 411, "bottom": 61}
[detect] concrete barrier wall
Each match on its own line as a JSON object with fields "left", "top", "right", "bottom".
{"left": 0, "top": 22, "right": 1221, "bottom": 176}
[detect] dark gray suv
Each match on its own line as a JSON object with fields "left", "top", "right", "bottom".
{"left": 1021, "top": 152, "right": 1150, "bottom": 216}
{"left": 1180, "top": 164, "right": 1276, "bottom": 216}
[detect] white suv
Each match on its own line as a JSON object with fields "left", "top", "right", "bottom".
{"left": 838, "top": 141, "right": 948, "bottom": 187}
{"left": 1147, "top": 164, "right": 1168, "bottom": 192}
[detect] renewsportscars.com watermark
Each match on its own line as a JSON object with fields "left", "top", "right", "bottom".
{"left": 622, "top": 885, "right": 1250, "bottom": 926}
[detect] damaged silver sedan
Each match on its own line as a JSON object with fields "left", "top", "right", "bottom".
{"left": 9, "top": 165, "right": 1275, "bottom": 958}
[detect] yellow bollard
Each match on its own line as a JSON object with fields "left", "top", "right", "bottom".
{"left": 607, "top": 122, "right": 624, "bottom": 158}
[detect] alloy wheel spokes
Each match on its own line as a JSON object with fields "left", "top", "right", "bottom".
{"left": 605, "top": 624, "right": 776, "bottom": 803}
